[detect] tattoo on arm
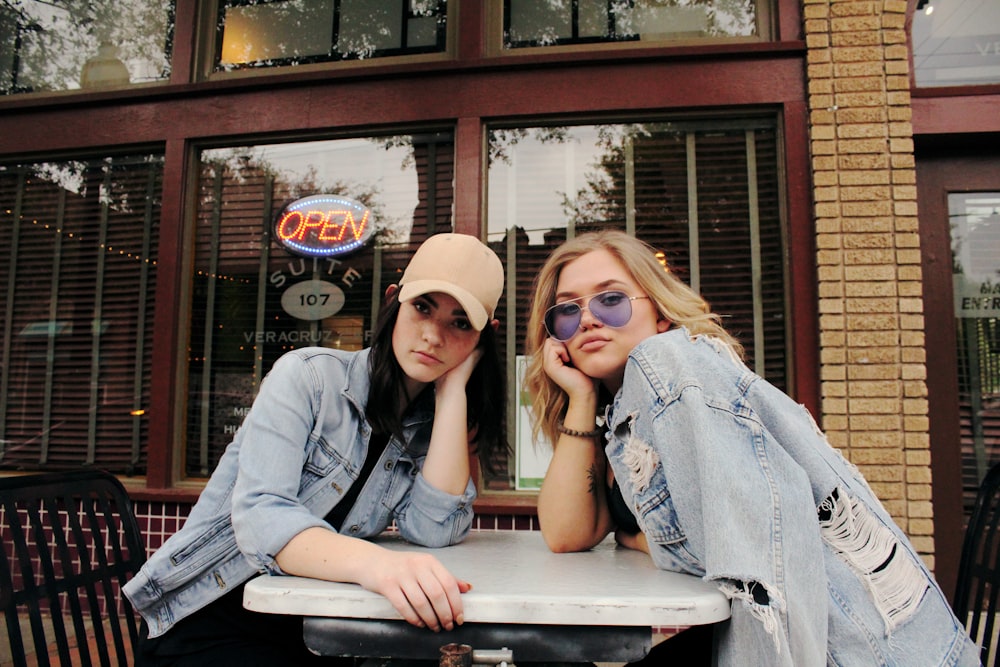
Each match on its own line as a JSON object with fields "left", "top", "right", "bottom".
{"left": 586, "top": 463, "right": 600, "bottom": 497}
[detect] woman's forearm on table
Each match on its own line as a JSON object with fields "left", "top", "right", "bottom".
{"left": 274, "top": 526, "right": 379, "bottom": 583}
{"left": 537, "top": 409, "right": 613, "bottom": 552}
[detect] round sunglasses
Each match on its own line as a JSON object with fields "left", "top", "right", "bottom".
{"left": 544, "top": 290, "right": 650, "bottom": 342}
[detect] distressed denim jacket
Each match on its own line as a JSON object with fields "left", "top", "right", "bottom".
{"left": 606, "top": 330, "right": 979, "bottom": 666}
{"left": 124, "top": 347, "right": 476, "bottom": 638}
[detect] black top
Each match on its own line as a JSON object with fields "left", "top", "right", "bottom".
{"left": 607, "top": 477, "right": 640, "bottom": 535}
{"left": 325, "top": 430, "right": 390, "bottom": 531}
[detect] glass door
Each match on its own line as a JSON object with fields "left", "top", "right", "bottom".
{"left": 949, "top": 192, "right": 1000, "bottom": 505}
{"left": 918, "top": 154, "right": 1000, "bottom": 598}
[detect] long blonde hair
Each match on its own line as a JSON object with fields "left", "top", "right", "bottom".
{"left": 524, "top": 230, "right": 743, "bottom": 446}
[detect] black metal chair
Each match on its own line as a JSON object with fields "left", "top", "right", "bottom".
{"left": 0, "top": 470, "right": 146, "bottom": 666}
{"left": 953, "top": 461, "right": 1000, "bottom": 667}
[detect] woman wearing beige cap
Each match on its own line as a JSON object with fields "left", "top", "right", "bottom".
{"left": 126, "top": 234, "right": 506, "bottom": 667}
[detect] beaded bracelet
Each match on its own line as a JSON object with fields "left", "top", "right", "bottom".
{"left": 556, "top": 420, "right": 603, "bottom": 438}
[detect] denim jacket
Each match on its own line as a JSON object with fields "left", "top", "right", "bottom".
{"left": 124, "top": 347, "right": 476, "bottom": 638}
{"left": 605, "top": 330, "right": 979, "bottom": 666}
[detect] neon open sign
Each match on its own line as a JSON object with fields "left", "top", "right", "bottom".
{"left": 274, "top": 194, "right": 375, "bottom": 257}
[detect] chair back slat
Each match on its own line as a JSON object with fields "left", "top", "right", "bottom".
{"left": 0, "top": 470, "right": 146, "bottom": 667}
{"left": 954, "top": 462, "right": 1000, "bottom": 667}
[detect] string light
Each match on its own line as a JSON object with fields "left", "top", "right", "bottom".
{"left": 20, "top": 216, "right": 159, "bottom": 266}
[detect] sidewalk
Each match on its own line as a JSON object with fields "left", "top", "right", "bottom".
{"left": 0, "top": 613, "right": 134, "bottom": 666}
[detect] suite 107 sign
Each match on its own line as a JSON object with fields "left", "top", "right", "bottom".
{"left": 272, "top": 194, "right": 374, "bottom": 322}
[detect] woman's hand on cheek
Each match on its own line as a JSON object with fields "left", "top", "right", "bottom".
{"left": 359, "top": 549, "right": 469, "bottom": 632}
{"left": 542, "top": 338, "right": 598, "bottom": 399}
{"left": 435, "top": 347, "right": 483, "bottom": 398}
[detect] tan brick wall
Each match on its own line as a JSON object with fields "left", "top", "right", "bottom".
{"left": 804, "top": 0, "right": 935, "bottom": 567}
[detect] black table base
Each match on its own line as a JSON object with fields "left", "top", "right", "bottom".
{"left": 303, "top": 618, "right": 652, "bottom": 662}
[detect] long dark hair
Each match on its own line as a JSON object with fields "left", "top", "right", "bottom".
{"left": 366, "top": 290, "right": 507, "bottom": 474}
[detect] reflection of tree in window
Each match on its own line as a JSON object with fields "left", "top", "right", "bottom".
{"left": 0, "top": 0, "right": 173, "bottom": 95}
{"left": 487, "top": 121, "right": 786, "bottom": 384}
{"left": 504, "top": 0, "right": 756, "bottom": 48}
{"left": 216, "top": 0, "right": 447, "bottom": 70}
{"left": 954, "top": 211, "right": 1000, "bottom": 283}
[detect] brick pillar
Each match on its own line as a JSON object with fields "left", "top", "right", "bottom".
{"left": 804, "top": 0, "right": 935, "bottom": 566}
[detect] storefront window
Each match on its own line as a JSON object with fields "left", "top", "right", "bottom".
{"left": 486, "top": 119, "right": 786, "bottom": 491}
{"left": 0, "top": 154, "right": 162, "bottom": 472}
{"left": 911, "top": 1, "right": 1000, "bottom": 87}
{"left": 503, "top": 0, "right": 759, "bottom": 49}
{"left": 188, "top": 132, "right": 454, "bottom": 477}
{"left": 216, "top": 0, "right": 448, "bottom": 71}
{"left": 949, "top": 192, "right": 1000, "bottom": 510}
{"left": 0, "top": 1, "right": 173, "bottom": 95}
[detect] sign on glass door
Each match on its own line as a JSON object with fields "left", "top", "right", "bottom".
{"left": 949, "top": 192, "right": 1000, "bottom": 492}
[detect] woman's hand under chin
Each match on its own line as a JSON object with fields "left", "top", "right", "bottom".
{"left": 542, "top": 337, "right": 598, "bottom": 400}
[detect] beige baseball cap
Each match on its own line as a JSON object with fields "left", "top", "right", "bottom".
{"left": 398, "top": 233, "right": 504, "bottom": 331}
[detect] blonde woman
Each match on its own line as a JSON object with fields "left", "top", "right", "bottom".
{"left": 525, "top": 230, "right": 977, "bottom": 666}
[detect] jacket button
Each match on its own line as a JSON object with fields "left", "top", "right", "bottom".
{"left": 350, "top": 525, "right": 360, "bottom": 533}
{"left": 384, "top": 460, "right": 394, "bottom": 470}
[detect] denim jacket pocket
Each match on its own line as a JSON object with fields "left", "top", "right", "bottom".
{"left": 634, "top": 483, "right": 704, "bottom": 575}
{"left": 302, "top": 435, "right": 345, "bottom": 478}
{"left": 160, "top": 515, "right": 241, "bottom": 588}
{"left": 633, "top": 484, "right": 684, "bottom": 543}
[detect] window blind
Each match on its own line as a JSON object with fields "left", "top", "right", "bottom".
{"left": 0, "top": 156, "right": 162, "bottom": 473}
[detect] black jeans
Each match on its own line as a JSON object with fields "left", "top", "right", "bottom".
{"left": 628, "top": 623, "right": 714, "bottom": 666}
{"left": 135, "top": 582, "right": 355, "bottom": 667}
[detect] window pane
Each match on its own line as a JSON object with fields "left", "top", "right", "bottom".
{"left": 216, "top": 0, "right": 447, "bottom": 71}
{"left": 948, "top": 192, "right": 1000, "bottom": 513}
{"left": 220, "top": 3, "right": 335, "bottom": 65}
{"left": 188, "top": 132, "right": 454, "bottom": 477}
{"left": 487, "top": 119, "right": 786, "bottom": 491}
{"left": 0, "top": 1, "right": 173, "bottom": 95}
{"left": 0, "top": 155, "right": 162, "bottom": 472}
{"left": 504, "top": 0, "right": 757, "bottom": 49}
{"left": 912, "top": 1, "right": 1000, "bottom": 88}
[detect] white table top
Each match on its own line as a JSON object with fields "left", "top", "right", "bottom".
{"left": 243, "top": 530, "right": 730, "bottom": 627}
